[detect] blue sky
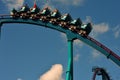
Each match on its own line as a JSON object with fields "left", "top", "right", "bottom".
{"left": 0, "top": 0, "right": 120, "bottom": 80}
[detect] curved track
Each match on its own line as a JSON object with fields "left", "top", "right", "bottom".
{"left": 0, "top": 15, "right": 120, "bottom": 67}
{"left": 92, "top": 67, "right": 111, "bottom": 80}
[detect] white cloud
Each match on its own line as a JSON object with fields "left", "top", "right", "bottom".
{"left": 90, "top": 23, "right": 109, "bottom": 38}
{"left": 2, "top": 0, "right": 24, "bottom": 10}
{"left": 54, "top": 0, "right": 84, "bottom": 6}
{"left": 39, "top": 64, "right": 63, "bottom": 80}
{"left": 92, "top": 50, "right": 101, "bottom": 58}
{"left": 93, "top": 23, "right": 109, "bottom": 33}
{"left": 74, "top": 39, "right": 84, "bottom": 47}
{"left": 74, "top": 54, "right": 80, "bottom": 61}
{"left": 60, "top": 33, "right": 67, "bottom": 43}
{"left": 113, "top": 25, "right": 120, "bottom": 38}
{"left": 17, "top": 78, "right": 22, "bottom": 80}
{"left": 84, "top": 16, "right": 92, "bottom": 24}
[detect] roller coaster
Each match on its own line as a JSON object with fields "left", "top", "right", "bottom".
{"left": 0, "top": 2, "right": 120, "bottom": 80}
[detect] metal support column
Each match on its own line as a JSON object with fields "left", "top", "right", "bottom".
{"left": 66, "top": 39, "right": 73, "bottom": 80}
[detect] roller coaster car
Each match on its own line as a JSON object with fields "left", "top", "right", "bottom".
{"left": 78, "top": 23, "right": 92, "bottom": 36}
{"left": 39, "top": 7, "right": 51, "bottom": 22}
{"left": 49, "top": 9, "right": 61, "bottom": 24}
{"left": 10, "top": 8, "right": 19, "bottom": 18}
{"left": 68, "top": 18, "right": 82, "bottom": 32}
{"left": 19, "top": 4, "right": 30, "bottom": 19}
{"left": 29, "top": 3, "right": 40, "bottom": 20}
{"left": 58, "top": 13, "right": 73, "bottom": 28}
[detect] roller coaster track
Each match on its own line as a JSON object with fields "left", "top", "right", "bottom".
{"left": 92, "top": 67, "right": 111, "bottom": 80}
{"left": 0, "top": 15, "right": 120, "bottom": 67}
{"left": 0, "top": 14, "right": 120, "bottom": 80}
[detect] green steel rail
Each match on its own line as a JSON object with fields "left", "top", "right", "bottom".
{"left": 0, "top": 18, "right": 120, "bottom": 80}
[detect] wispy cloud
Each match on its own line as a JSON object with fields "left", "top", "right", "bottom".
{"left": 74, "top": 39, "right": 84, "bottom": 47}
{"left": 60, "top": 33, "right": 67, "bottom": 44}
{"left": 2, "top": 0, "right": 24, "bottom": 10}
{"left": 39, "top": 64, "right": 63, "bottom": 80}
{"left": 74, "top": 54, "right": 80, "bottom": 61}
{"left": 93, "top": 23, "right": 109, "bottom": 33}
{"left": 17, "top": 78, "right": 22, "bottom": 80}
{"left": 113, "top": 25, "right": 120, "bottom": 38}
{"left": 90, "top": 22, "right": 109, "bottom": 38}
{"left": 92, "top": 50, "right": 101, "bottom": 58}
{"left": 54, "top": 0, "right": 84, "bottom": 6}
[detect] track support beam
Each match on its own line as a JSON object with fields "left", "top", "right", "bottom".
{"left": 66, "top": 39, "right": 73, "bottom": 80}
{"left": 66, "top": 33, "right": 76, "bottom": 80}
